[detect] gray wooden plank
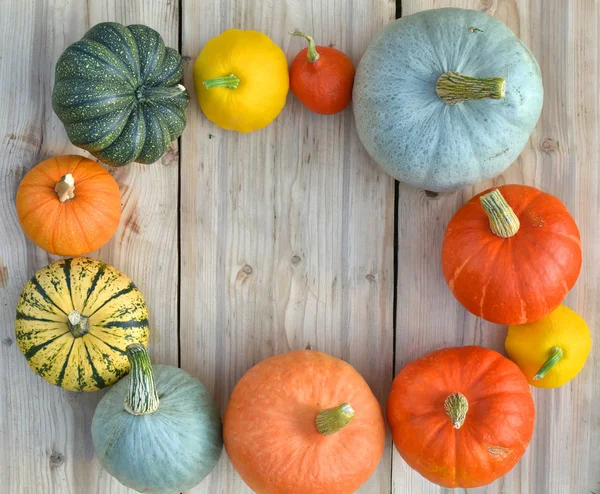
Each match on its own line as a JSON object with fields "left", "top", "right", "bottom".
{"left": 0, "top": 1, "right": 179, "bottom": 492}
{"left": 180, "top": 0, "right": 396, "bottom": 492}
{"left": 394, "top": 1, "right": 600, "bottom": 493}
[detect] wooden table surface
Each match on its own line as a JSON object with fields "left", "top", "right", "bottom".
{"left": 1, "top": 0, "right": 598, "bottom": 493}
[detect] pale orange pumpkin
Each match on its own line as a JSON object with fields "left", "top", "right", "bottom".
{"left": 224, "top": 350, "right": 385, "bottom": 494}
{"left": 16, "top": 155, "right": 121, "bottom": 255}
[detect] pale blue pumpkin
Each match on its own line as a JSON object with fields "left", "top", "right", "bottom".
{"left": 353, "top": 8, "right": 543, "bottom": 191}
{"left": 91, "top": 344, "right": 222, "bottom": 494}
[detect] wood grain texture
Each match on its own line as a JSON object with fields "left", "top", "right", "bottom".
{"left": 0, "top": 1, "right": 179, "bottom": 492}
{"left": 395, "top": 1, "right": 600, "bottom": 493}
{"left": 179, "top": 0, "right": 396, "bottom": 492}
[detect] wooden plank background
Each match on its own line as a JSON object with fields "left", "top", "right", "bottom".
{"left": 0, "top": 0, "right": 597, "bottom": 493}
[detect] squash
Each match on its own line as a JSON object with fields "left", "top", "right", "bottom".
{"left": 353, "top": 8, "right": 543, "bottom": 191}
{"left": 92, "top": 344, "right": 222, "bottom": 493}
{"left": 53, "top": 22, "right": 189, "bottom": 167}
{"left": 442, "top": 185, "right": 581, "bottom": 325}
{"left": 289, "top": 30, "right": 355, "bottom": 114}
{"left": 387, "top": 346, "right": 535, "bottom": 488}
{"left": 224, "top": 350, "right": 385, "bottom": 494}
{"left": 506, "top": 305, "right": 592, "bottom": 388}
{"left": 16, "top": 155, "right": 121, "bottom": 256}
{"left": 15, "top": 257, "right": 149, "bottom": 392}
{"left": 193, "top": 29, "right": 289, "bottom": 132}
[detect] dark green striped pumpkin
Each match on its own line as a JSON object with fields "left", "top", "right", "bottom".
{"left": 15, "top": 257, "right": 149, "bottom": 392}
{"left": 52, "top": 22, "right": 189, "bottom": 167}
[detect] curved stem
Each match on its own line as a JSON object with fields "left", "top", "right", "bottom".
{"left": 534, "top": 347, "right": 564, "bottom": 380}
{"left": 55, "top": 174, "right": 75, "bottom": 203}
{"left": 136, "top": 84, "right": 186, "bottom": 102}
{"left": 67, "top": 310, "right": 89, "bottom": 338}
{"left": 444, "top": 392, "right": 469, "bottom": 429}
{"left": 316, "top": 402, "right": 354, "bottom": 435}
{"left": 290, "top": 29, "right": 320, "bottom": 63}
{"left": 203, "top": 74, "right": 240, "bottom": 89}
{"left": 436, "top": 72, "right": 506, "bottom": 105}
{"left": 480, "top": 189, "right": 520, "bottom": 238}
{"left": 124, "top": 344, "right": 159, "bottom": 415}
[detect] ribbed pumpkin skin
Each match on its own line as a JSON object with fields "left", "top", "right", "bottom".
{"left": 442, "top": 185, "right": 581, "bottom": 324}
{"left": 15, "top": 258, "right": 149, "bottom": 391}
{"left": 224, "top": 350, "right": 386, "bottom": 494}
{"left": 387, "top": 346, "right": 535, "bottom": 488}
{"left": 353, "top": 8, "right": 543, "bottom": 191}
{"left": 53, "top": 22, "right": 189, "bottom": 167}
{"left": 92, "top": 365, "right": 223, "bottom": 493}
{"left": 16, "top": 155, "right": 121, "bottom": 255}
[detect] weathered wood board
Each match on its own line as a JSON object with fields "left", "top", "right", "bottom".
{"left": 0, "top": 0, "right": 598, "bottom": 493}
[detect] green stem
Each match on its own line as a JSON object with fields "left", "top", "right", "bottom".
{"left": 290, "top": 29, "right": 320, "bottom": 63}
{"left": 534, "top": 347, "right": 564, "bottom": 380}
{"left": 316, "top": 402, "right": 354, "bottom": 435}
{"left": 203, "top": 74, "right": 240, "bottom": 89}
{"left": 480, "top": 189, "right": 521, "bottom": 238}
{"left": 124, "top": 344, "right": 159, "bottom": 415}
{"left": 136, "top": 84, "right": 186, "bottom": 102}
{"left": 67, "top": 310, "right": 88, "bottom": 337}
{"left": 55, "top": 174, "right": 75, "bottom": 203}
{"left": 436, "top": 72, "right": 506, "bottom": 105}
{"left": 444, "top": 392, "right": 469, "bottom": 429}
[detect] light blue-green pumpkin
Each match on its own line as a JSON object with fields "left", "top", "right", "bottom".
{"left": 353, "top": 8, "right": 543, "bottom": 191}
{"left": 91, "top": 344, "right": 222, "bottom": 494}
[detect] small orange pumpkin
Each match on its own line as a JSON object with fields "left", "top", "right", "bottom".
{"left": 387, "top": 346, "right": 535, "bottom": 488}
{"left": 16, "top": 155, "right": 121, "bottom": 256}
{"left": 224, "top": 350, "right": 385, "bottom": 494}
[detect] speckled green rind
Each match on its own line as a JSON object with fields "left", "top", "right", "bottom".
{"left": 353, "top": 8, "right": 544, "bottom": 191}
{"left": 53, "top": 22, "right": 189, "bottom": 167}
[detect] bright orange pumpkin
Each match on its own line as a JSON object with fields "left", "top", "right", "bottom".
{"left": 387, "top": 346, "right": 535, "bottom": 489}
{"left": 224, "top": 350, "right": 385, "bottom": 494}
{"left": 16, "top": 155, "right": 121, "bottom": 256}
{"left": 442, "top": 185, "right": 581, "bottom": 324}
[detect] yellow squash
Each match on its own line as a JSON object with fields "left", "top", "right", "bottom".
{"left": 193, "top": 29, "right": 289, "bottom": 132}
{"left": 505, "top": 305, "right": 592, "bottom": 388}
{"left": 15, "top": 258, "right": 149, "bottom": 392}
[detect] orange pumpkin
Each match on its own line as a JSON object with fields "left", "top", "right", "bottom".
{"left": 387, "top": 346, "right": 535, "bottom": 489}
{"left": 16, "top": 155, "right": 121, "bottom": 256}
{"left": 442, "top": 185, "right": 581, "bottom": 324}
{"left": 224, "top": 350, "right": 385, "bottom": 494}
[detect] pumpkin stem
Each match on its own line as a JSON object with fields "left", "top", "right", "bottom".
{"left": 203, "top": 74, "right": 240, "bottom": 90}
{"left": 136, "top": 84, "right": 186, "bottom": 102}
{"left": 67, "top": 310, "right": 89, "bottom": 338}
{"left": 534, "top": 346, "right": 564, "bottom": 380}
{"left": 55, "top": 174, "right": 75, "bottom": 203}
{"left": 436, "top": 72, "right": 506, "bottom": 105}
{"left": 444, "top": 392, "right": 469, "bottom": 429}
{"left": 480, "top": 189, "right": 521, "bottom": 238}
{"left": 124, "top": 344, "right": 159, "bottom": 416}
{"left": 315, "top": 402, "right": 354, "bottom": 435}
{"left": 290, "top": 29, "right": 320, "bottom": 63}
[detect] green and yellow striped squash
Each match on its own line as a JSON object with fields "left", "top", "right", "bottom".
{"left": 15, "top": 257, "right": 149, "bottom": 392}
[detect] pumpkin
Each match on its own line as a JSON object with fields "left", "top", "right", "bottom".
{"left": 224, "top": 350, "right": 385, "bottom": 494}
{"left": 15, "top": 257, "right": 149, "bottom": 392}
{"left": 353, "top": 8, "right": 543, "bottom": 191}
{"left": 387, "top": 346, "right": 535, "bottom": 488}
{"left": 289, "top": 30, "right": 355, "bottom": 115}
{"left": 16, "top": 155, "right": 121, "bottom": 256}
{"left": 193, "top": 29, "right": 289, "bottom": 132}
{"left": 52, "top": 22, "right": 189, "bottom": 167}
{"left": 442, "top": 185, "right": 581, "bottom": 325}
{"left": 506, "top": 305, "right": 592, "bottom": 388}
{"left": 92, "top": 344, "right": 222, "bottom": 493}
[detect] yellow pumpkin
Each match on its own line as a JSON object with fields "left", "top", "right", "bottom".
{"left": 505, "top": 305, "right": 592, "bottom": 388}
{"left": 193, "top": 29, "right": 289, "bottom": 132}
{"left": 15, "top": 257, "right": 150, "bottom": 392}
